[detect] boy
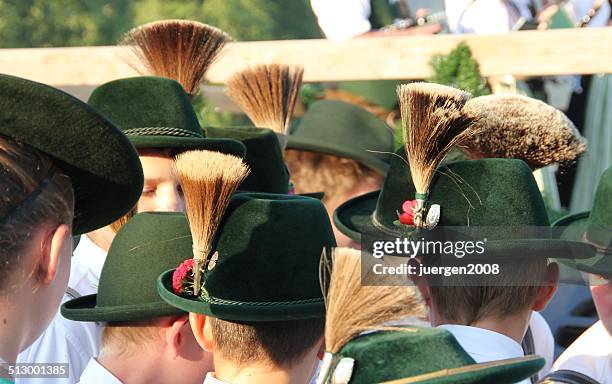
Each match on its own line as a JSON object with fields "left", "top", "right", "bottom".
{"left": 285, "top": 100, "right": 393, "bottom": 247}
{"left": 158, "top": 193, "right": 337, "bottom": 384}
{"left": 545, "top": 165, "right": 612, "bottom": 383}
{"left": 18, "top": 76, "right": 244, "bottom": 383}
{"left": 0, "top": 74, "right": 142, "bottom": 382}
{"left": 334, "top": 152, "right": 592, "bottom": 381}
{"left": 62, "top": 212, "right": 212, "bottom": 384}
{"left": 314, "top": 247, "right": 545, "bottom": 384}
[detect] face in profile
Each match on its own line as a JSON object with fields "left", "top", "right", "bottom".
{"left": 138, "top": 150, "right": 185, "bottom": 213}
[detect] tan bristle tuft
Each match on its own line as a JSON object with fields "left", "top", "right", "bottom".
{"left": 174, "top": 150, "right": 250, "bottom": 263}
{"left": 225, "top": 64, "right": 304, "bottom": 134}
{"left": 462, "top": 94, "right": 587, "bottom": 169}
{"left": 121, "top": 19, "right": 231, "bottom": 97}
{"left": 323, "top": 248, "right": 426, "bottom": 354}
{"left": 397, "top": 83, "right": 478, "bottom": 196}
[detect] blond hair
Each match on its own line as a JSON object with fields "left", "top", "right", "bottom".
{"left": 100, "top": 320, "right": 164, "bottom": 357}
{"left": 284, "top": 149, "right": 382, "bottom": 205}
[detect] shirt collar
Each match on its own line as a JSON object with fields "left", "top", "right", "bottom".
{"left": 437, "top": 324, "right": 524, "bottom": 363}
{"left": 203, "top": 373, "right": 230, "bottom": 384}
{"left": 79, "top": 358, "right": 122, "bottom": 384}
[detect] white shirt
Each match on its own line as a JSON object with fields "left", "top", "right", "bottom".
{"left": 16, "top": 236, "right": 107, "bottom": 384}
{"left": 310, "top": 0, "right": 372, "bottom": 41}
{"left": 566, "top": 0, "right": 611, "bottom": 28}
{"left": 77, "top": 359, "right": 122, "bottom": 384}
{"left": 438, "top": 324, "right": 531, "bottom": 384}
{"left": 552, "top": 321, "right": 612, "bottom": 383}
{"left": 445, "top": 0, "right": 531, "bottom": 34}
{"left": 69, "top": 235, "right": 108, "bottom": 296}
{"left": 203, "top": 373, "right": 229, "bottom": 384}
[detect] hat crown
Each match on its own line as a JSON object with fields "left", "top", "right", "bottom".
{"left": 287, "top": 100, "right": 394, "bottom": 173}
{"left": 203, "top": 192, "right": 336, "bottom": 307}
{"left": 89, "top": 77, "right": 204, "bottom": 139}
{"left": 0, "top": 74, "right": 143, "bottom": 235}
{"left": 336, "top": 327, "right": 544, "bottom": 384}
{"left": 206, "top": 127, "right": 290, "bottom": 193}
{"left": 338, "top": 328, "right": 473, "bottom": 383}
{"left": 373, "top": 149, "right": 549, "bottom": 234}
{"left": 96, "top": 212, "right": 192, "bottom": 312}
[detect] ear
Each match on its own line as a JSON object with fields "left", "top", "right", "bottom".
{"left": 532, "top": 262, "right": 560, "bottom": 311}
{"left": 189, "top": 313, "right": 214, "bottom": 352}
{"left": 414, "top": 275, "right": 432, "bottom": 308}
{"left": 38, "top": 224, "right": 71, "bottom": 285}
{"left": 164, "top": 315, "right": 189, "bottom": 358}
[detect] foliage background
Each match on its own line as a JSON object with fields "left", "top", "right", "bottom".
{"left": 0, "top": 0, "right": 320, "bottom": 48}
{"left": 0, "top": 0, "right": 320, "bottom": 126}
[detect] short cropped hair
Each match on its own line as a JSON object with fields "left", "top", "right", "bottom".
{"left": 99, "top": 319, "right": 163, "bottom": 357}
{"left": 284, "top": 149, "right": 382, "bottom": 206}
{"left": 210, "top": 317, "right": 324, "bottom": 368}
{"left": 424, "top": 256, "right": 550, "bottom": 325}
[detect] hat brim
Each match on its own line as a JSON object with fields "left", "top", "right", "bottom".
{"left": 333, "top": 190, "right": 379, "bottom": 241}
{"left": 334, "top": 190, "right": 596, "bottom": 260}
{"left": 300, "top": 191, "right": 325, "bottom": 200}
{"left": 286, "top": 136, "right": 390, "bottom": 175}
{"left": 157, "top": 270, "right": 325, "bottom": 322}
{"left": 0, "top": 74, "right": 144, "bottom": 235}
{"left": 381, "top": 355, "right": 544, "bottom": 384}
{"left": 128, "top": 135, "right": 246, "bottom": 158}
{"left": 61, "top": 294, "right": 184, "bottom": 322}
{"left": 235, "top": 190, "right": 324, "bottom": 200}
{"left": 552, "top": 211, "right": 612, "bottom": 275}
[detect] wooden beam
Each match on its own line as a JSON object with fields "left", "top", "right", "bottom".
{"left": 0, "top": 28, "right": 610, "bottom": 88}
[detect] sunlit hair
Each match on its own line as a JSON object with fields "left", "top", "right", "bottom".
{"left": 100, "top": 319, "right": 164, "bottom": 357}
{"left": 284, "top": 149, "right": 383, "bottom": 206}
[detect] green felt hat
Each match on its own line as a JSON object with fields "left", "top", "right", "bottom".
{"left": 206, "top": 126, "right": 290, "bottom": 193}
{"left": 88, "top": 77, "right": 245, "bottom": 158}
{"left": 157, "top": 192, "right": 336, "bottom": 321}
{"left": 338, "top": 80, "right": 403, "bottom": 110}
{"left": 320, "top": 327, "right": 544, "bottom": 384}
{"left": 334, "top": 149, "right": 594, "bottom": 259}
{"left": 286, "top": 100, "right": 394, "bottom": 174}
{"left": 552, "top": 165, "right": 612, "bottom": 275}
{"left": 0, "top": 74, "right": 143, "bottom": 235}
{"left": 62, "top": 212, "right": 191, "bottom": 321}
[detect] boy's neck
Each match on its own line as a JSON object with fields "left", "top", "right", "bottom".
{"left": 436, "top": 311, "right": 532, "bottom": 344}
{"left": 99, "top": 350, "right": 169, "bottom": 384}
{"left": 470, "top": 313, "right": 531, "bottom": 344}
{"left": 0, "top": 285, "right": 37, "bottom": 364}
{"left": 86, "top": 227, "right": 115, "bottom": 252}
{"left": 213, "top": 350, "right": 319, "bottom": 384}
{"left": 0, "top": 303, "right": 23, "bottom": 364}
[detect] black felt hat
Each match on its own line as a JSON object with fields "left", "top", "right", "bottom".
{"left": 88, "top": 77, "right": 245, "bottom": 158}
{"left": 0, "top": 74, "right": 143, "bottom": 234}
